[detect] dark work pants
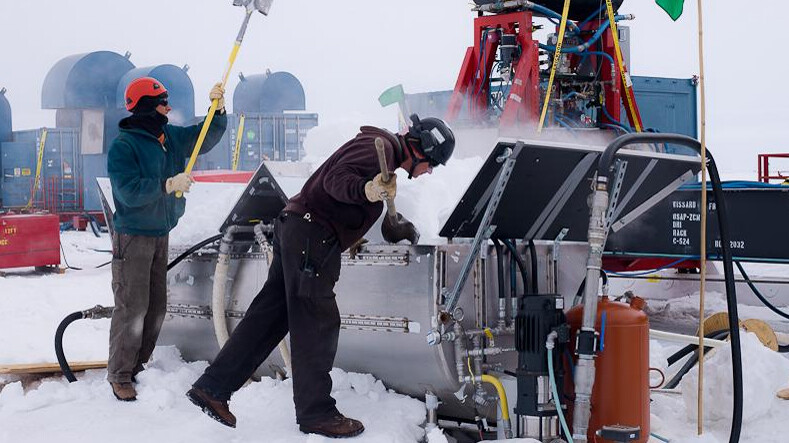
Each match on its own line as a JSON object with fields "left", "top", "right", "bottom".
{"left": 108, "top": 232, "right": 169, "bottom": 383}
{"left": 194, "top": 212, "right": 342, "bottom": 425}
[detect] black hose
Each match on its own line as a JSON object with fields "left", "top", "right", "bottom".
{"left": 492, "top": 239, "right": 506, "bottom": 302}
{"left": 573, "top": 270, "right": 609, "bottom": 306}
{"left": 167, "top": 233, "right": 223, "bottom": 271}
{"left": 55, "top": 311, "right": 84, "bottom": 383}
{"left": 735, "top": 261, "right": 789, "bottom": 322}
{"left": 501, "top": 239, "right": 528, "bottom": 292}
{"left": 664, "top": 330, "right": 730, "bottom": 389}
{"left": 667, "top": 330, "right": 731, "bottom": 367}
{"left": 600, "top": 133, "right": 742, "bottom": 443}
{"left": 528, "top": 239, "right": 538, "bottom": 294}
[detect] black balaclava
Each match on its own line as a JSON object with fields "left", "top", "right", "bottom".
{"left": 126, "top": 94, "right": 169, "bottom": 138}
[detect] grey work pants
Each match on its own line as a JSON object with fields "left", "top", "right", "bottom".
{"left": 107, "top": 232, "right": 168, "bottom": 383}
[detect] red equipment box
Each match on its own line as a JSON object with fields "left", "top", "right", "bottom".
{"left": 0, "top": 214, "right": 61, "bottom": 269}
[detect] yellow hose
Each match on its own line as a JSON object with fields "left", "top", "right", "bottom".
{"left": 481, "top": 374, "right": 510, "bottom": 421}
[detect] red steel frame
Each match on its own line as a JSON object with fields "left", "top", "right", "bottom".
{"left": 757, "top": 153, "right": 789, "bottom": 183}
{"left": 446, "top": 11, "right": 540, "bottom": 127}
{"left": 446, "top": 12, "right": 644, "bottom": 130}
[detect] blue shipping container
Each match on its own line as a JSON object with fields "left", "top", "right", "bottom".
{"left": 1, "top": 141, "right": 36, "bottom": 208}
{"left": 194, "top": 112, "right": 318, "bottom": 171}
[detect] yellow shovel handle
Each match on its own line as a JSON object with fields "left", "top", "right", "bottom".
{"left": 176, "top": 41, "right": 243, "bottom": 198}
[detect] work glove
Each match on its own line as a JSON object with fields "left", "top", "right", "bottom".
{"left": 364, "top": 173, "right": 396, "bottom": 203}
{"left": 347, "top": 237, "right": 368, "bottom": 259}
{"left": 165, "top": 172, "right": 195, "bottom": 194}
{"left": 209, "top": 82, "right": 225, "bottom": 111}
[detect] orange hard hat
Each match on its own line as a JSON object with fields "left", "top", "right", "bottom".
{"left": 124, "top": 77, "right": 168, "bottom": 111}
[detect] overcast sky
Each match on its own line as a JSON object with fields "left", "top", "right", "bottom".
{"left": 0, "top": 1, "right": 785, "bottom": 174}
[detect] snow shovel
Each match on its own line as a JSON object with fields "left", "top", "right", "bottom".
{"left": 176, "top": 0, "right": 274, "bottom": 198}
{"left": 375, "top": 137, "right": 420, "bottom": 245}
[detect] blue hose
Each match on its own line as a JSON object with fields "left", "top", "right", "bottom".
{"left": 604, "top": 256, "right": 691, "bottom": 277}
{"left": 539, "top": 16, "right": 628, "bottom": 54}
{"left": 600, "top": 102, "right": 632, "bottom": 132}
{"left": 578, "top": 5, "right": 607, "bottom": 29}
{"left": 530, "top": 4, "right": 581, "bottom": 33}
{"left": 548, "top": 346, "right": 574, "bottom": 442}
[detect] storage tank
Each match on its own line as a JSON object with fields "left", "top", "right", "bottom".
{"left": 566, "top": 297, "right": 650, "bottom": 442}
{"left": 232, "top": 71, "right": 306, "bottom": 114}
{"left": 42, "top": 51, "right": 134, "bottom": 110}
{"left": 117, "top": 64, "right": 195, "bottom": 125}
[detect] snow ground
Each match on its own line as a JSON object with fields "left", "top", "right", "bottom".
{"left": 2, "top": 231, "right": 789, "bottom": 442}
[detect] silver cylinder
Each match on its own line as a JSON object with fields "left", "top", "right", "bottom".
{"left": 571, "top": 180, "right": 609, "bottom": 442}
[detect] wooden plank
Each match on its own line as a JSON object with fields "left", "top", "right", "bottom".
{"left": 0, "top": 361, "right": 107, "bottom": 375}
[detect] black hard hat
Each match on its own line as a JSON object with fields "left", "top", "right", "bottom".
{"left": 408, "top": 114, "right": 455, "bottom": 166}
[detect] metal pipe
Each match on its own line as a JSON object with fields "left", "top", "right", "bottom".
{"left": 650, "top": 329, "right": 727, "bottom": 348}
{"left": 571, "top": 175, "right": 609, "bottom": 442}
{"left": 425, "top": 391, "right": 440, "bottom": 432}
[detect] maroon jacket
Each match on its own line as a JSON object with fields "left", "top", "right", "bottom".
{"left": 284, "top": 126, "right": 405, "bottom": 250}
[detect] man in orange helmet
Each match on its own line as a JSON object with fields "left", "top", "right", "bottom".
{"left": 106, "top": 77, "right": 227, "bottom": 401}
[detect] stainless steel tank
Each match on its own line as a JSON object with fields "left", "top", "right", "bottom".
{"left": 158, "top": 237, "right": 591, "bottom": 421}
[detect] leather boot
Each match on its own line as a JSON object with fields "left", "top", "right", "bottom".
{"left": 110, "top": 382, "right": 137, "bottom": 401}
{"left": 299, "top": 415, "right": 365, "bottom": 438}
{"left": 186, "top": 387, "right": 237, "bottom": 428}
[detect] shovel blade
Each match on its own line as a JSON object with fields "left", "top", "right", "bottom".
{"left": 382, "top": 213, "right": 420, "bottom": 245}
{"left": 233, "top": 0, "right": 273, "bottom": 15}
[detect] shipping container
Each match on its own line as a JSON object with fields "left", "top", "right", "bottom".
{"left": 194, "top": 112, "right": 318, "bottom": 171}
{"left": 1, "top": 141, "right": 36, "bottom": 208}
{"left": 13, "top": 128, "right": 81, "bottom": 212}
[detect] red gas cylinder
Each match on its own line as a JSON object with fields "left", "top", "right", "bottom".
{"left": 566, "top": 296, "right": 650, "bottom": 443}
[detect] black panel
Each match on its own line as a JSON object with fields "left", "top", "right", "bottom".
{"left": 607, "top": 187, "right": 789, "bottom": 262}
{"left": 439, "top": 140, "right": 701, "bottom": 243}
{"left": 219, "top": 161, "right": 289, "bottom": 233}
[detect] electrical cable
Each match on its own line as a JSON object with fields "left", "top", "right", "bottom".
{"left": 59, "top": 242, "right": 83, "bottom": 271}
{"left": 167, "top": 234, "right": 223, "bottom": 271}
{"left": 734, "top": 261, "right": 789, "bottom": 322}
{"left": 528, "top": 239, "right": 538, "bottom": 294}
{"left": 663, "top": 330, "right": 730, "bottom": 389}
{"left": 666, "top": 330, "right": 731, "bottom": 367}
{"left": 501, "top": 239, "right": 529, "bottom": 293}
{"left": 492, "top": 239, "right": 506, "bottom": 303}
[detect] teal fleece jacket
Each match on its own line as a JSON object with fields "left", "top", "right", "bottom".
{"left": 107, "top": 113, "right": 227, "bottom": 236}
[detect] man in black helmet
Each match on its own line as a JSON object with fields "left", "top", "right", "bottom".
{"left": 187, "top": 114, "right": 455, "bottom": 438}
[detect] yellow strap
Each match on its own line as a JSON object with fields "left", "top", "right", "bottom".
{"left": 232, "top": 114, "right": 246, "bottom": 171}
{"left": 537, "top": 0, "right": 572, "bottom": 133}
{"left": 27, "top": 128, "right": 48, "bottom": 209}
{"left": 605, "top": 0, "right": 642, "bottom": 132}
